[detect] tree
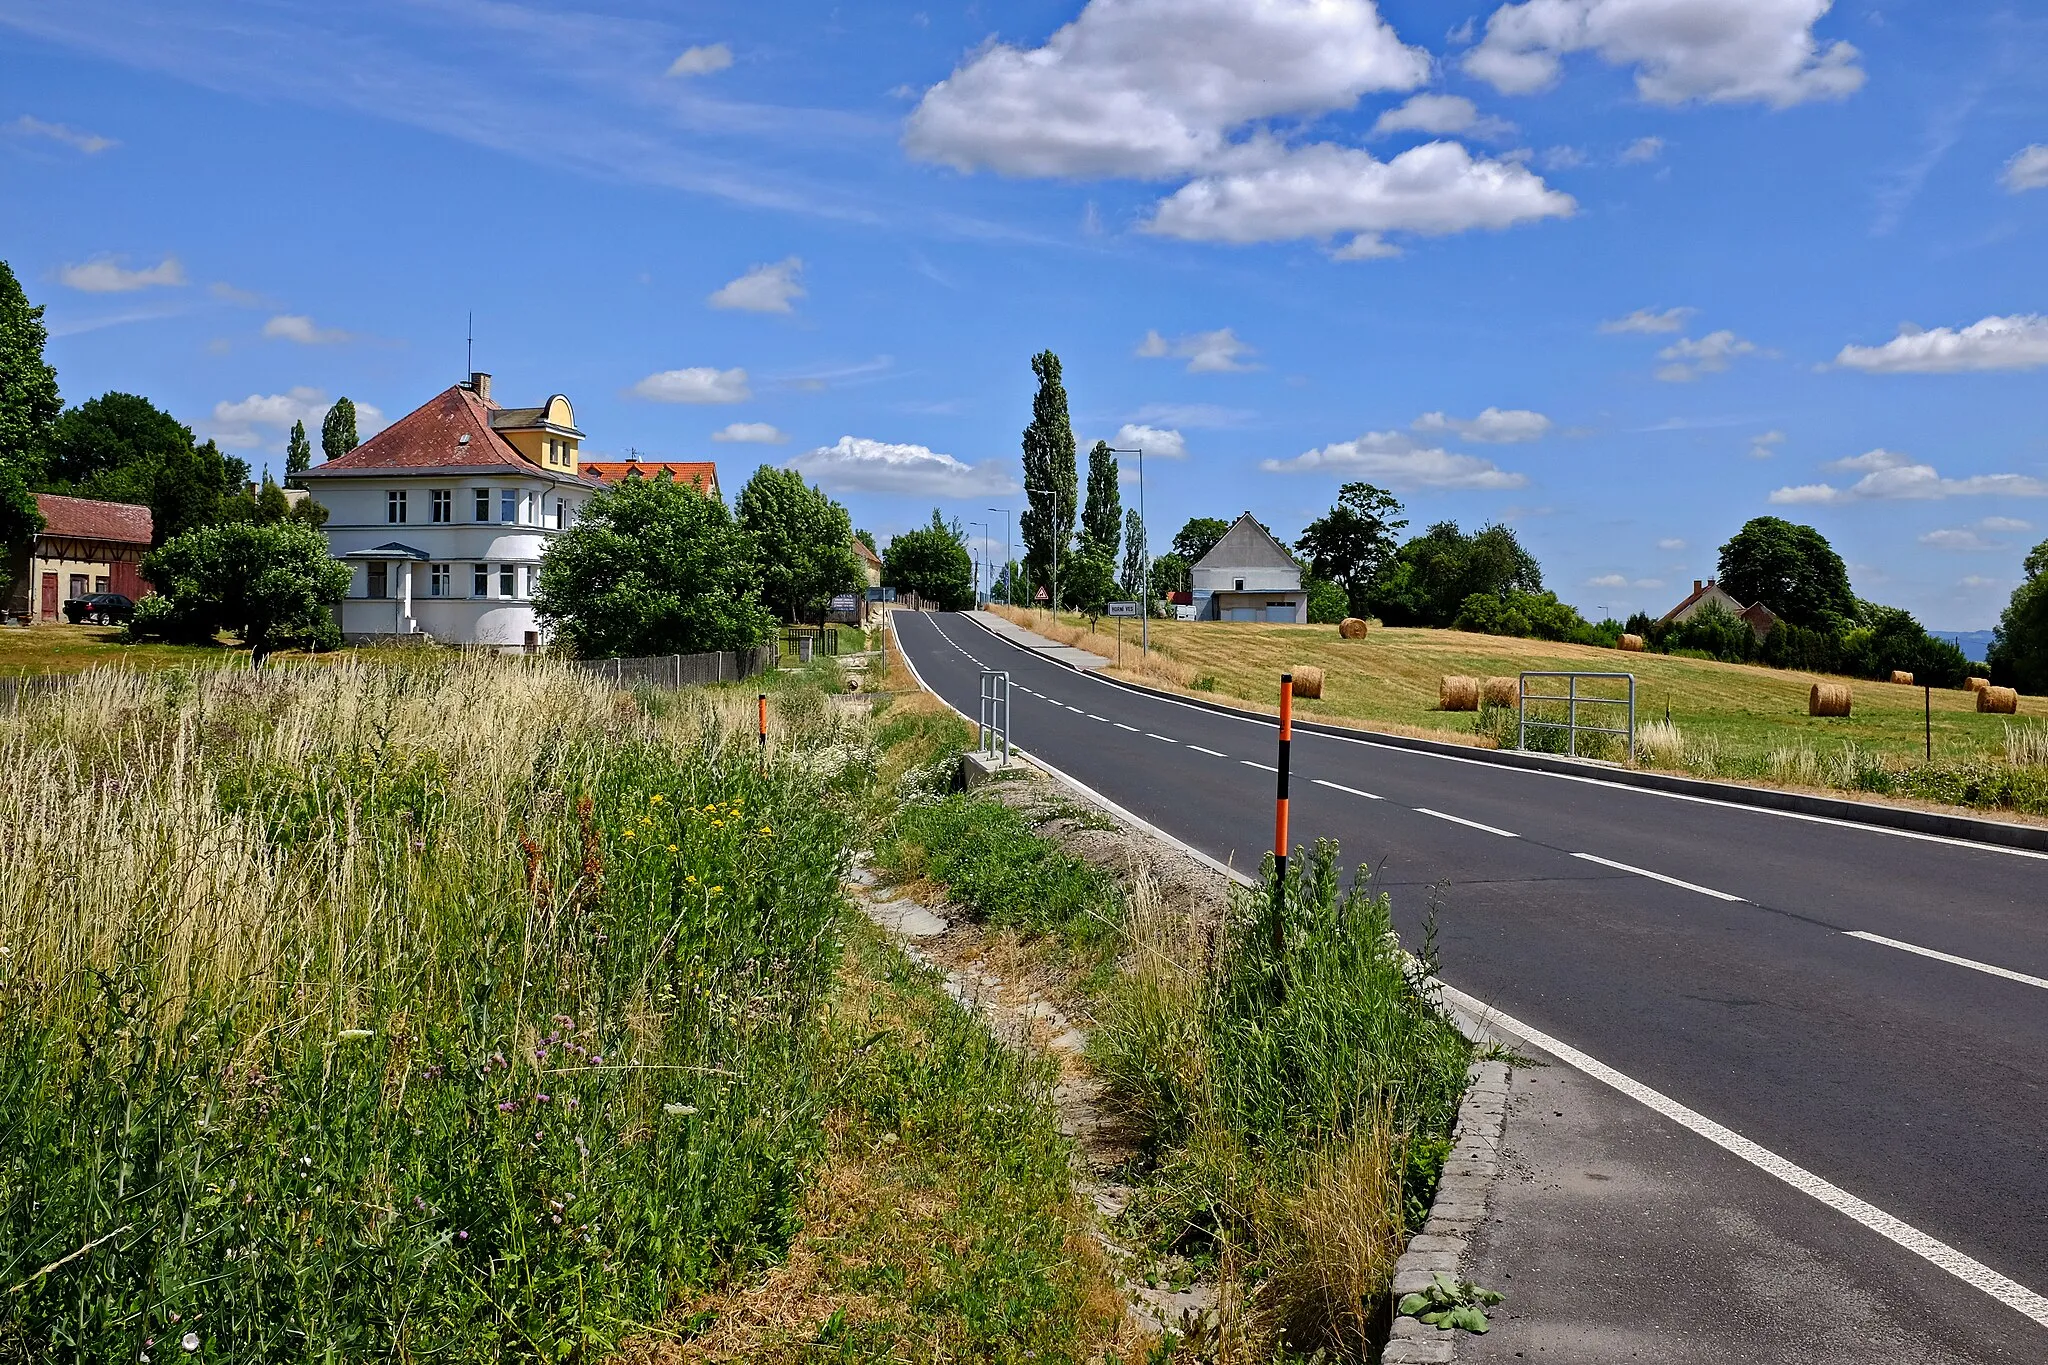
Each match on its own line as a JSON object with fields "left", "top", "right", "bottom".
{"left": 1172, "top": 517, "right": 1230, "bottom": 565}
{"left": 41, "top": 393, "right": 250, "bottom": 543}
{"left": 883, "top": 510, "right": 975, "bottom": 610}
{"left": 1716, "top": 517, "right": 1854, "bottom": 632}
{"left": 1061, "top": 546, "right": 1119, "bottom": 615}
{"left": 1120, "top": 508, "right": 1148, "bottom": 598}
{"left": 1149, "top": 551, "right": 1191, "bottom": 599}
{"left": 129, "top": 521, "right": 350, "bottom": 654}
{"left": 1295, "top": 482, "right": 1406, "bottom": 618}
{"left": 254, "top": 477, "right": 293, "bottom": 524}
{"left": 1019, "top": 351, "right": 1077, "bottom": 602}
{"left": 534, "top": 475, "right": 774, "bottom": 658}
{"left": 1367, "top": 522, "right": 1544, "bottom": 627}
{"left": 1988, "top": 539, "right": 2048, "bottom": 694}
{"left": 854, "top": 527, "right": 877, "bottom": 555}
{"left": 1081, "top": 440, "right": 1120, "bottom": 558}
{"left": 285, "top": 420, "right": 312, "bottom": 482}
{"left": 734, "top": 466, "right": 862, "bottom": 622}
{"left": 0, "top": 260, "right": 60, "bottom": 555}
{"left": 321, "top": 397, "right": 359, "bottom": 463}
{"left": 1305, "top": 577, "right": 1348, "bottom": 624}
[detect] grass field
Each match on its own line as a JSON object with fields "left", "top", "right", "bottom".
{"left": 0, "top": 622, "right": 262, "bottom": 676}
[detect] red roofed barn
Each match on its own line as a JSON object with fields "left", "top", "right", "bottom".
{"left": 5, "top": 493, "right": 154, "bottom": 623}
{"left": 583, "top": 457, "right": 720, "bottom": 501}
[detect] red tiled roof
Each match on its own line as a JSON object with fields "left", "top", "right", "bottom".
{"left": 35, "top": 493, "right": 152, "bottom": 545}
{"left": 584, "top": 460, "right": 718, "bottom": 491}
{"left": 301, "top": 385, "right": 545, "bottom": 476}
{"left": 852, "top": 538, "right": 882, "bottom": 568}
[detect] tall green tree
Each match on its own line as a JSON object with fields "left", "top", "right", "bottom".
{"left": 884, "top": 510, "right": 976, "bottom": 610}
{"left": 734, "top": 466, "right": 862, "bottom": 623}
{"left": 1715, "top": 517, "right": 1854, "bottom": 631}
{"left": 1367, "top": 522, "right": 1544, "bottom": 627}
{"left": 128, "top": 521, "right": 350, "bottom": 654}
{"left": 1120, "top": 508, "right": 1147, "bottom": 598}
{"left": 1988, "top": 539, "right": 2048, "bottom": 694}
{"left": 1295, "top": 482, "right": 1407, "bottom": 617}
{"left": 1081, "top": 440, "right": 1121, "bottom": 557}
{"left": 535, "top": 475, "right": 774, "bottom": 658}
{"left": 0, "top": 260, "right": 59, "bottom": 554}
{"left": 41, "top": 393, "right": 249, "bottom": 544}
{"left": 321, "top": 397, "right": 359, "bottom": 463}
{"left": 1171, "top": 517, "right": 1230, "bottom": 564}
{"left": 1149, "top": 551, "right": 1191, "bottom": 599}
{"left": 285, "top": 419, "right": 313, "bottom": 481}
{"left": 854, "top": 527, "right": 877, "bottom": 554}
{"left": 1019, "top": 351, "right": 1077, "bottom": 599}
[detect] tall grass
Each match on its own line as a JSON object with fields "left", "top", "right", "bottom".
{"left": 986, "top": 605, "right": 1197, "bottom": 689}
{"left": 0, "top": 657, "right": 866, "bottom": 1359}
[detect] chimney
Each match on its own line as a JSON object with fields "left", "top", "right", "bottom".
{"left": 1694, "top": 580, "right": 1703, "bottom": 593}
{"left": 468, "top": 372, "right": 492, "bottom": 402}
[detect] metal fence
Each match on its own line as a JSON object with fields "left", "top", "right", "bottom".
{"left": 1517, "top": 671, "right": 1636, "bottom": 759}
{"left": 573, "top": 645, "right": 780, "bottom": 690}
{"left": 979, "top": 669, "right": 1012, "bottom": 765}
{"left": 0, "top": 673, "right": 79, "bottom": 709}
{"left": 781, "top": 627, "right": 841, "bottom": 658}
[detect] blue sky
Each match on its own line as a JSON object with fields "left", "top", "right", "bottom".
{"left": 4, "top": 0, "right": 2046, "bottom": 628}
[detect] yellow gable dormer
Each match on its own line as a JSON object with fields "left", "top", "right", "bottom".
{"left": 489, "top": 393, "right": 583, "bottom": 474}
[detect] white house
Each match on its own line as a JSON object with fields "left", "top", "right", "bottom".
{"left": 1189, "top": 512, "right": 1308, "bottom": 623}
{"left": 299, "top": 373, "right": 603, "bottom": 650}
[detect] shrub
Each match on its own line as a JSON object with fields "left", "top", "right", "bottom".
{"left": 128, "top": 520, "right": 350, "bottom": 653}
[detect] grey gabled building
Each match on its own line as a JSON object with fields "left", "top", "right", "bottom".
{"left": 1189, "top": 512, "right": 1308, "bottom": 622}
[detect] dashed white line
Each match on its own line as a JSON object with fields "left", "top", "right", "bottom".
{"left": 1088, "top": 714, "right": 1110, "bottom": 722}
{"left": 1845, "top": 931, "right": 2048, "bottom": 992}
{"left": 1188, "top": 745, "right": 1227, "bottom": 758}
{"left": 1147, "top": 733, "right": 1176, "bottom": 743}
{"left": 1242, "top": 760, "right": 1278, "bottom": 772}
{"left": 1067, "top": 705, "right": 1086, "bottom": 713}
{"left": 1571, "top": 851, "right": 1744, "bottom": 902}
{"left": 1416, "top": 807, "right": 1519, "bottom": 838}
{"left": 1115, "top": 722, "right": 1140, "bottom": 732}
{"left": 1313, "top": 778, "right": 1383, "bottom": 800}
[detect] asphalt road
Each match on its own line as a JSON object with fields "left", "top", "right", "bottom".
{"left": 893, "top": 609, "right": 2048, "bottom": 1352}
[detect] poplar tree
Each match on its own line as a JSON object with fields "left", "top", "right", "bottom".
{"left": 1019, "top": 351, "right": 1076, "bottom": 601}
{"left": 321, "top": 398, "right": 359, "bottom": 462}
{"left": 1081, "top": 440, "right": 1120, "bottom": 558}
{"left": 1121, "top": 508, "right": 1147, "bottom": 598}
{"left": 0, "top": 260, "right": 59, "bottom": 553}
{"left": 285, "top": 419, "right": 312, "bottom": 481}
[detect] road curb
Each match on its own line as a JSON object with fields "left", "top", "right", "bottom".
{"left": 953, "top": 611, "right": 2048, "bottom": 856}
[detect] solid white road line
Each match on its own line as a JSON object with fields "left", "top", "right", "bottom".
{"left": 1416, "top": 807, "right": 1519, "bottom": 838}
{"left": 1242, "top": 760, "right": 1278, "bottom": 772}
{"left": 1188, "top": 745, "right": 1227, "bottom": 757}
{"left": 1314, "top": 778, "right": 1383, "bottom": 800}
{"left": 1572, "top": 851, "right": 1745, "bottom": 902}
{"left": 1432, "top": 981, "right": 2048, "bottom": 1331}
{"left": 1844, "top": 931, "right": 2048, "bottom": 992}
{"left": 1115, "top": 722, "right": 1140, "bottom": 732}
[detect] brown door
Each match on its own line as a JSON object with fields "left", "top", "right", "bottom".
{"left": 40, "top": 573, "right": 58, "bottom": 621}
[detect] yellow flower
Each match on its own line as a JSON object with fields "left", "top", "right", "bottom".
{"left": 621, "top": 830, "right": 636, "bottom": 840}
{"left": 649, "top": 793, "right": 664, "bottom": 804}
{"left": 686, "top": 875, "right": 697, "bottom": 883}
{"left": 709, "top": 886, "right": 724, "bottom": 895}
{"left": 758, "top": 826, "right": 773, "bottom": 836}
{"left": 666, "top": 844, "right": 679, "bottom": 853}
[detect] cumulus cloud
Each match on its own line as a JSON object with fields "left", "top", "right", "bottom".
{"left": 1587, "top": 573, "right": 1665, "bottom": 589}
{"left": 2001, "top": 145, "right": 2048, "bottom": 193}
{"left": 708, "top": 257, "right": 804, "bottom": 314}
{"left": 1619, "top": 135, "right": 1664, "bottom": 163}
{"left": 1412, "top": 406, "right": 1551, "bottom": 443}
{"left": 1599, "top": 305, "right": 1693, "bottom": 334}
{"left": 1136, "top": 327, "right": 1258, "bottom": 373}
{"left": 1113, "top": 423, "right": 1187, "bottom": 458}
{"left": 1657, "top": 537, "right": 1687, "bottom": 550}
{"left": 209, "top": 387, "right": 384, "bottom": 450}
{"left": 263, "top": 313, "right": 352, "bottom": 345}
{"left": 1262, "top": 430, "right": 1528, "bottom": 489}
{"left": 58, "top": 255, "right": 185, "bottom": 292}
{"left": 666, "top": 43, "right": 732, "bottom": 77}
{"left": 1769, "top": 448, "right": 2048, "bottom": 504}
{"left": 1832, "top": 315, "right": 2048, "bottom": 374}
{"left": 711, "top": 422, "right": 788, "bottom": 444}
{"left": 7, "top": 115, "right": 116, "bottom": 154}
{"left": 1749, "top": 429, "right": 1785, "bottom": 459}
{"left": 630, "top": 367, "right": 751, "bottom": 403}
{"left": 788, "top": 436, "right": 1016, "bottom": 497}
{"left": 1919, "top": 528, "right": 1994, "bottom": 551}
{"left": 1371, "top": 94, "right": 1515, "bottom": 141}
{"left": 1464, "top": 0, "right": 1864, "bottom": 108}
{"left": 1655, "top": 329, "right": 1756, "bottom": 381}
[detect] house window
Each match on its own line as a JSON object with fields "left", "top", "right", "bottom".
{"left": 387, "top": 490, "right": 408, "bottom": 524}
{"left": 501, "top": 489, "right": 517, "bottom": 523}
{"left": 499, "top": 564, "right": 516, "bottom": 598}
{"left": 368, "top": 563, "right": 388, "bottom": 598}
{"left": 431, "top": 489, "right": 452, "bottom": 523}
{"left": 524, "top": 564, "right": 539, "bottom": 597}
{"left": 94, "top": 575, "right": 109, "bottom": 594}
{"left": 70, "top": 573, "right": 89, "bottom": 600}
{"left": 475, "top": 488, "right": 491, "bottom": 521}
{"left": 1234, "top": 578, "right": 1245, "bottom": 591}
{"left": 554, "top": 497, "right": 565, "bottom": 529}
{"left": 430, "top": 563, "right": 450, "bottom": 597}
{"left": 474, "top": 563, "right": 490, "bottom": 597}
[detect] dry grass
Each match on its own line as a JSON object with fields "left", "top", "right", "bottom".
{"left": 988, "top": 604, "right": 1198, "bottom": 689}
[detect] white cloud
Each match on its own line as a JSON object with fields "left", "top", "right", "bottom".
{"left": 1655, "top": 329, "right": 1756, "bottom": 381}
{"left": 708, "top": 257, "right": 805, "bottom": 314}
{"left": 1749, "top": 429, "right": 1785, "bottom": 459}
{"left": 1539, "top": 144, "right": 1588, "bottom": 170}
{"left": 1599, "top": 305, "right": 1693, "bottom": 334}
{"left": 2001, "top": 145, "right": 2048, "bottom": 193}
{"left": 262, "top": 313, "right": 352, "bottom": 345}
{"left": 711, "top": 422, "right": 788, "bottom": 444}
{"left": 904, "top": 0, "right": 1429, "bottom": 179}
{"left": 58, "top": 255, "right": 185, "bottom": 292}
{"left": 1262, "top": 430, "right": 1528, "bottom": 489}
{"left": 1982, "top": 516, "right": 2032, "bottom": 532}
{"left": 7, "top": 115, "right": 116, "bottom": 154}
{"left": 1919, "top": 528, "right": 1994, "bottom": 551}
{"left": 1832, "top": 315, "right": 2048, "bottom": 374}
{"left": 1464, "top": 0, "right": 1865, "bottom": 108}
{"left": 1587, "top": 573, "right": 1665, "bottom": 589}
{"left": 208, "top": 387, "right": 384, "bottom": 450}
{"left": 1657, "top": 537, "right": 1687, "bottom": 550}
{"left": 1113, "top": 423, "right": 1187, "bottom": 458}
{"left": 1145, "top": 139, "right": 1574, "bottom": 252}
{"left": 1769, "top": 448, "right": 2048, "bottom": 504}
{"left": 630, "top": 367, "right": 751, "bottom": 403}
{"left": 1136, "top": 327, "right": 1258, "bottom": 373}
{"left": 1619, "top": 135, "right": 1664, "bottom": 163}
{"left": 666, "top": 43, "right": 732, "bottom": 77}
{"left": 1371, "top": 94, "right": 1514, "bottom": 141}
{"left": 1130, "top": 402, "right": 1252, "bottom": 428}
{"left": 788, "top": 435, "right": 1016, "bottom": 497}
{"left": 1959, "top": 575, "right": 2002, "bottom": 589}
{"left": 1412, "top": 406, "right": 1551, "bottom": 443}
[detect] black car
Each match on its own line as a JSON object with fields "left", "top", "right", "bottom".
{"left": 64, "top": 593, "right": 136, "bottom": 625}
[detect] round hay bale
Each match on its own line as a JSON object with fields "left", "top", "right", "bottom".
{"left": 1440, "top": 675, "right": 1480, "bottom": 712}
{"left": 1966, "top": 676, "right": 1991, "bottom": 694}
{"left": 1289, "top": 666, "right": 1325, "bottom": 700}
{"left": 1890, "top": 670, "right": 1915, "bottom": 686}
{"left": 1338, "top": 616, "right": 1370, "bottom": 640}
{"left": 1618, "top": 633, "right": 1646, "bottom": 652}
{"left": 1810, "top": 683, "right": 1852, "bottom": 718}
{"left": 1979, "top": 685, "right": 2019, "bottom": 715}
{"left": 1482, "top": 675, "right": 1518, "bottom": 708}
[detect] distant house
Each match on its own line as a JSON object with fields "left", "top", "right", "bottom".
{"left": 298, "top": 372, "right": 603, "bottom": 651}
{"left": 1660, "top": 578, "right": 1778, "bottom": 642}
{"left": 582, "top": 457, "right": 720, "bottom": 501}
{"left": 852, "top": 537, "right": 883, "bottom": 589}
{"left": 5, "top": 494, "right": 153, "bottom": 622}
{"left": 1189, "top": 512, "right": 1307, "bottom": 623}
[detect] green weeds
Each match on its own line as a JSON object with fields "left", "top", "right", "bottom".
{"left": 875, "top": 795, "right": 1119, "bottom": 945}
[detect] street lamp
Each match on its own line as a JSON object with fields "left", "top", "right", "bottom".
{"left": 1107, "top": 446, "right": 1148, "bottom": 657}
{"left": 1024, "top": 484, "right": 1065, "bottom": 614}
{"left": 988, "top": 508, "right": 1011, "bottom": 605}
{"left": 966, "top": 520, "right": 990, "bottom": 607}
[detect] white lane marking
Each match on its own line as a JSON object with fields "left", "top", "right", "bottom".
{"left": 1115, "top": 722, "right": 1140, "bottom": 732}
{"left": 1572, "top": 851, "right": 1745, "bottom": 902}
{"left": 1314, "top": 778, "right": 1383, "bottom": 800}
{"left": 1147, "top": 733, "right": 1176, "bottom": 743}
{"left": 1242, "top": 760, "right": 1278, "bottom": 772}
{"left": 1088, "top": 714, "right": 1109, "bottom": 722}
{"left": 1188, "top": 745, "right": 1227, "bottom": 757}
{"left": 898, "top": 618, "right": 2048, "bottom": 1334}
{"left": 1845, "top": 931, "right": 2048, "bottom": 992}
{"left": 1432, "top": 981, "right": 2048, "bottom": 1331}
{"left": 1067, "top": 705, "right": 1086, "bottom": 713}
{"left": 1416, "top": 807, "right": 1519, "bottom": 838}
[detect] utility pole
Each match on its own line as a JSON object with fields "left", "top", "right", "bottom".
{"left": 1025, "top": 485, "right": 1063, "bottom": 614}
{"left": 967, "top": 520, "right": 990, "bottom": 607}
{"left": 1109, "top": 445, "right": 1148, "bottom": 657}
{"left": 990, "top": 507, "right": 1011, "bottom": 604}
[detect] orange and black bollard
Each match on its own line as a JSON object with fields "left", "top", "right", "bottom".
{"left": 1272, "top": 673, "right": 1293, "bottom": 954}
{"left": 758, "top": 693, "right": 768, "bottom": 770}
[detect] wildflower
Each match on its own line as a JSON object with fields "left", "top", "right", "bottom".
{"left": 621, "top": 830, "right": 636, "bottom": 840}
{"left": 457, "top": 1229, "right": 469, "bottom": 1241}
{"left": 758, "top": 826, "right": 772, "bottom": 836}
{"left": 686, "top": 875, "right": 697, "bottom": 884}
{"left": 667, "top": 844, "right": 678, "bottom": 853}
{"left": 663, "top": 1103, "right": 697, "bottom": 1116}
{"left": 537, "top": 1093, "right": 549, "bottom": 1104}
{"left": 337, "top": 1029, "right": 372, "bottom": 1042}
{"left": 710, "top": 886, "right": 723, "bottom": 896}
{"left": 182, "top": 1332, "right": 199, "bottom": 1352}
{"left": 649, "top": 793, "right": 664, "bottom": 804}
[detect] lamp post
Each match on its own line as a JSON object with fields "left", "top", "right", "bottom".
{"left": 1108, "top": 446, "right": 1148, "bottom": 657}
{"left": 966, "top": 520, "right": 990, "bottom": 606}
{"left": 989, "top": 508, "right": 1011, "bottom": 604}
{"left": 1025, "top": 485, "right": 1064, "bottom": 614}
